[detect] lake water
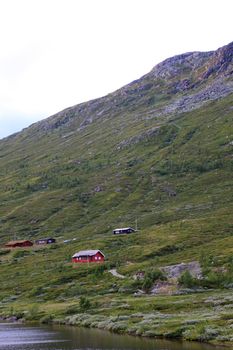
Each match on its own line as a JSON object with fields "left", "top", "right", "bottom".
{"left": 0, "top": 322, "right": 225, "bottom": 350}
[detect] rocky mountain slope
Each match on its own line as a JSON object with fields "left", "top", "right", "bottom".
{"left": 0, "top": 42, "right": 232, "bottom": 344}
{"left": 0, "top": 41, "right": 232, "bottom": 237}
{"left": 3, "top": 42, "right": 233, "bottom": 139}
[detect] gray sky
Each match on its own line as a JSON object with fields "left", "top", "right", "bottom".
{"left": 0, "top": 0, "right": 232, "bottom": 139}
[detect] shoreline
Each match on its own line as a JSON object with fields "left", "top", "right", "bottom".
{"left": 1, "top": 313, "right": 232, "bottom": 348}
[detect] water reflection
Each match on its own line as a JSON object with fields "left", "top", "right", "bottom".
{"left": 0, "top": 322, "right": 225, "bottom": 350}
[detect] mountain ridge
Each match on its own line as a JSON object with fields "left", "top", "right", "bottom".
{"left": 2, "top": 41, "right": 233, "bottom": 142}
{"left": 150, "top": 41, "right": 233, "bottom": 80}
{"left": 34, "top": 41, "right": 233, "bottom": 133}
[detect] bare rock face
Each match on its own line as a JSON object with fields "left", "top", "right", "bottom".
{"left": 150, "top": 51, "right": 213, "bottom": 80}
{"left": 161, "top": 261, "right": 202, "bottom": 279}
{"left": 150, "top": 41, "right": 233, "bottom": 82}
{"left": 202, "top": 41, "right": 233, "bottom": 79}
{"left": 150, "top": 261, "right": 202, "bottom": 295}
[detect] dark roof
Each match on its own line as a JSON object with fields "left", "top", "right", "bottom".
{"left": 36, "top": 238, "right": 55, "bottom": 241}
{"left": 72, "top": 249, "right": 105, "bottom": 258}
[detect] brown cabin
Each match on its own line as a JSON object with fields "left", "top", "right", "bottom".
{"left": 5, "top": 240, "right": 33, "bottom": 248}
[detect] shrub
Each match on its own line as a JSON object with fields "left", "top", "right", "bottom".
{"left": 26, "top": 304, "right": 40, "bottom": 320}
{"left": 142, "top": 277, "right": 154, "bottom": 292}
{"left": 40, "top": 314, "right": 54, "bottom": 324}
{"left": 165, "top": 327, "right": 184, "bottom": 338}
{"left": 199, "top": 253, "right": 214, "bottom": 274}
{"left": 200, "top": 270, "right": 233, "bottom": 288}
{"left": 79, "top": 296, "right": 91, "bottom": 311}
{"left": 178, "top": 270, "right": 197, "bottom": 288}
{"left": 142, "top": 269, "right": 166, "bottom": 292}
{"left": 147, "top": 269, "right": 166, "bottom": 281}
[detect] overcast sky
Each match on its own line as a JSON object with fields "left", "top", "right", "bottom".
{"left": 0, "top": 0, "right": 232, "bottom": 139}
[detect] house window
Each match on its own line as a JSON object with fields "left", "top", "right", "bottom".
{"left": 95, "top": 256, "right": 97, "bottom": 260}
{"left": 98, "top": 257, "right": 101, "bottom": 260}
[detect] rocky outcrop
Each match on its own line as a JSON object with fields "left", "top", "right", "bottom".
{"left": 150, "top": 51, "right": 213, "bottom": 80}
{"left": 161, "top": 261, "right": 202, "bottom": 279}
{"left": 202, "top": 41, "right": 233, "bottom": 79}
{"left": 150, "top": 41, "right": 233, "bottom": 82}
{"left": 116, "top": 126, "right": 160, "bottom": 150}
{"left": 155, "top": 78, "right": 233, "bottom": 116}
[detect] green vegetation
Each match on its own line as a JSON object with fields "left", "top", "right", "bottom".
{"left": 0, "top": 47, "right": 232, "bottom": 345}
{"left": 79, "top": 296, "right": 91, "bottom": 312}
{"left": 142, "top": 269, "right": 167, "bottom": 292}
{"left": 178, "top": 271, "right": 197, "bottom": 288}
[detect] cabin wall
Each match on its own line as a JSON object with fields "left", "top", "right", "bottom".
{"left": 93, "top": 252, "right": 105, "bottom": 262}
{"left": 22, "top": 242, "right": 33, "bottom": 247}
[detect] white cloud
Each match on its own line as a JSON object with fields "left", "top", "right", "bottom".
{"left": 0, "top": 0, "right": 232, "bottom": 138}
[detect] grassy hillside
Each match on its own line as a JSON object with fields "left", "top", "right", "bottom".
{"left": 0, "top": 43, "right": 232, "bottom": 345}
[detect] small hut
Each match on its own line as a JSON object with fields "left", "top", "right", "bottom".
{"left": 35, "top": 238, "right": 56, "bottom": 245}
{"left": 72, "top": 250, "right": 105, "bottom": 264}
{"left": 5, "top": 240, "right": 33, "bottom": 248}
{"left": 113, "top": 227, "right": 135, "bottom": 235}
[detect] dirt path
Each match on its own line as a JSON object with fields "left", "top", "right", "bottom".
{"left": 109, "top": 269, "right": 125, "bottom": 279}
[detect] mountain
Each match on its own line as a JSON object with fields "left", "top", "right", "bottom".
{"left": 0, "top": 41, "right": 232, "bottom": 239}
{"left": 0, "top": 42, "right": 232, "bottom": 344}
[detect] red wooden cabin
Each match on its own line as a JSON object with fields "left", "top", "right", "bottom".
{"left": 72, "top": 249, "right": 105, "bottom": 264}
{"left": 5, "top": 240, "right": 33, "bottom": 248}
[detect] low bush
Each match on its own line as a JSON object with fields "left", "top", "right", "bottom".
{"left": 200, "top": 270, "right": 233, "bottom": 288}
{"left": 79, "top": 296, "right": 91, "bottom": 311}
{"left": 142, "top": 269, "right": 167, "bottom": 292}
{"left": 40, "top": 314, "right": 54, "bottom": 324}
{"left": 26, "top": 304, "right": 41, "bottom": 320}
{"left": 178, "top": 271, "right": 198, "bottom": 288}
